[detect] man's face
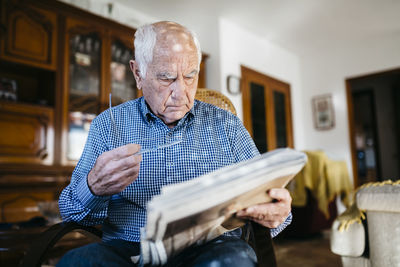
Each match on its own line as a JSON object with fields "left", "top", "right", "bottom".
{"left": 132, "top": 36, "right": 199, "bottom": 128}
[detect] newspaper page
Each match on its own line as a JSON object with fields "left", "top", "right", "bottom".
{"left": 140, "top": 148, "right": 307, "bottom": 265}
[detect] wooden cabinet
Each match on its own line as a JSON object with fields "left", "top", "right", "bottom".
{"left": 60, "top": 18, "right": 140, "bottom": 164}
{"left": 0, "top": 0, "right": 145, "bottom": 229}
{"left": 65, "top": 17, "right": 104, "bottom": 114}
{"left": 0, "top": 0, "right": 208, "bottom": 221}
{"left": 109, "top": 30, "right": 138, "bottom": 106}
{"left": 0, "top": 0, "right": 57, "bottom": 70}
{"left": 0, "top": 0, "right": 208, "bottom": 264}
{"left": 62, "top": 18, "right": 104, "bottom": 163}
{"left": 198, "top": 55, "right": 208, "bottom": 88}
{"left": 0, "top": 101, "right": 53, "bottom": 164}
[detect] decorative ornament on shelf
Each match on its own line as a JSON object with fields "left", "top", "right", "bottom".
{"left": 0, "top": 78, "right": 17, "bottom": 102}
{"left": 226, "top": 75, "right": 241, "bottom": 95}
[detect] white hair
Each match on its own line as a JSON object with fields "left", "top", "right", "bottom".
{"left": 134, "top": 23, "right": 202, "bottom": 78}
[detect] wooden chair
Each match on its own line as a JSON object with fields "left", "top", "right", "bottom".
{"left": 22, "top": 89, "right": 276, "bottom": 267}
{"left": 195, "top": 88, "right": 237, "bottom": 115}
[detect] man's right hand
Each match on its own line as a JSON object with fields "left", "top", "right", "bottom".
{"left": 87, "top": 144, "right": 142, "bottom": 196}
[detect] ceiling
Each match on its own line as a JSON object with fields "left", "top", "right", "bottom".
{"left": 117, "top": 0, "right": 400, "bottom": 55}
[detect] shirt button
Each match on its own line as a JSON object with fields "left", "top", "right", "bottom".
{"left": 167, "top": 162, "right": 174, "bottom": 167}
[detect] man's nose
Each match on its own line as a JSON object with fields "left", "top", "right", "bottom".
{"left": 171, "top": 78, "right": 186, "bottom": 99}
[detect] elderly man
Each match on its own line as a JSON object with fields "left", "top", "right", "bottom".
{"left": 58, "top": 21, "right": 292, "bottom": 267}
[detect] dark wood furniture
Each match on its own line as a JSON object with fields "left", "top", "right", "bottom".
{"left": 0, "top": 0, "right": 208, "bottom": 265}
{"left": 21, "top": 222, "right": 103, "bottom": 267}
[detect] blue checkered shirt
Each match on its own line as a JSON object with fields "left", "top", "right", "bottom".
{"left": 59, "top": 97, "right": 292, "bottom": 242}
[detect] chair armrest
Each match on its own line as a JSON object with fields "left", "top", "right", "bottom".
{"left": 330, "top": 218, "right": 366, "bottom": 257}
{"left": 21, "top": 222, "right": 102, "bottom": 267}
{"left": 247, "top": 221, "right": 276, "bottom": 267}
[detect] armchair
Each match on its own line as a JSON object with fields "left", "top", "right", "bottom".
{"left": 330, "top": 180, "right": 400, "bottom": 267}
{"left": 22, "top": 89, "right": 277, "bottom": 267}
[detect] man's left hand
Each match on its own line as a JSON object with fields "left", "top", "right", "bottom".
{"left": 236, "top": 188, "right": 292, "bottom": 228}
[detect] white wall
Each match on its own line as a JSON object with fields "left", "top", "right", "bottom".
{"left": 300, "top": 35, "right": 400, "bottom": 179}
{"left": 219, "top": 18, "right": 305, "bottom": 150}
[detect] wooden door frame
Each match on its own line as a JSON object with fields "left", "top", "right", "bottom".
{"left": 346, "top": 67, "right": 400, "bottom": 186}
{"left": 241, "top": 66, "right": 270, "bottom": 142}
{"left": 241, "top": 65, "right": 294, "bottom": 150}
{"left": 268, "top": 77, "right": 294, "bottom": 149}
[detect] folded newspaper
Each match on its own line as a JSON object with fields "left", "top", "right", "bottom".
{"left": 140, "top": 148, "right": 307, "bottom": 265}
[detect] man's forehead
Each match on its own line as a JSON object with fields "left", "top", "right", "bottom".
{"left": 155, "top": 41, "right": 196, "bottom": 55}
{"left": 152, "top": 38, "right": 198, "bottom": 64}
{"left": 148, "top": 22, "right": 199, "bottom": 71}
{"left": 151, "top": 60, "right": 198, "bottom": 73}
{"left": 156, "top": 32, "right": 194, "bottom": 50}
{"left": 154, "top": 21, "right": 187, "bottom": 34}
{"left": 172, "top": 43, "right": 183, "bottom": 53}
{"left": 154, "top": 23, "right": 195, "bottom": 50}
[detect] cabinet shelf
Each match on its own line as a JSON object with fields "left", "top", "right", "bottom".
{"left": 0, "top": 61, "right": 55, "bottom": 107}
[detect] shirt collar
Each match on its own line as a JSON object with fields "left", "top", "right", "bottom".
{"left": 139, "top": 97, "right": 197, "bottom": 127}
{"left": 139, "top": 97, "right": 155, "bottom": 123}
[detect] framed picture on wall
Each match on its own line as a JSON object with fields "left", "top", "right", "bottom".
{"left": 312, "top": 94, "right": 335, "bottom": 130}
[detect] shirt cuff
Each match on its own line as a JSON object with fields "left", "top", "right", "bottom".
{"left": 271, "top": 212, "right": 293, "bottom": 238}
{"left": 77, "top": 175, "right": 110, "bottom": 211}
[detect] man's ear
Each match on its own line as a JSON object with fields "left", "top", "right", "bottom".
{"left": 130, "top": 60, "right": 142, "bottom": 90}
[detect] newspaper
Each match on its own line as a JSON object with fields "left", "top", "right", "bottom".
{"left": 140, "top": 148, "right": 307, "bottom": 265}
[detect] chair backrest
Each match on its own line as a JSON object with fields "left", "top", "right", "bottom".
{"left": 195, "top": 88, "right": 237, "bottom": 115}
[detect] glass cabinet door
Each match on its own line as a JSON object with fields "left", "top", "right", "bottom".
{"left": 110, "top": 39, "right": 136, "bottom": 106}
{"left": 67, "top": 30, "right": 101, "bottom": 161}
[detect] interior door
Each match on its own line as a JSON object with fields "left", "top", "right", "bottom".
{"left": 346, "top": 68, "right": 400, "bottom": 186}
{"left": 241, "top": 66, "right": 293, "bottom": 153}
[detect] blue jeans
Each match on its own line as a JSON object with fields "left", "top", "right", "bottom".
{"left": 57, "top": 235, "right": 257, "bottom": 267}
